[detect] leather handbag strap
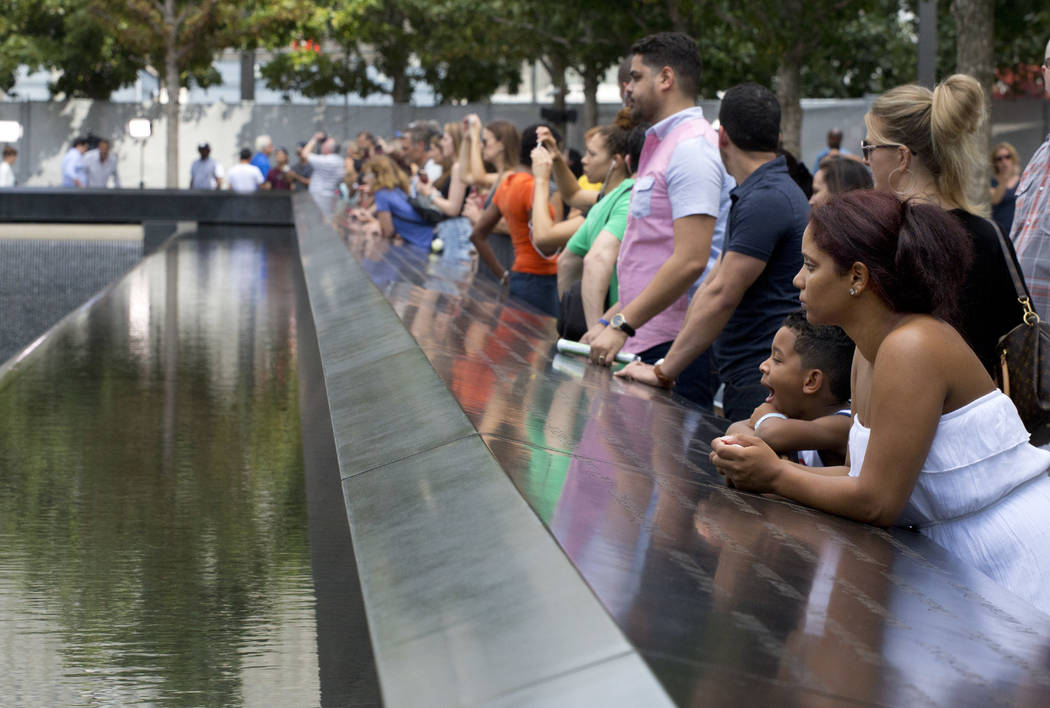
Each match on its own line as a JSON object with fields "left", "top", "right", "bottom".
{"left": 987, "top": 217, "right": 1034, "bottom": 304}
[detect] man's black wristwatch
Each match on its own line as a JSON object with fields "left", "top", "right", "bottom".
{"left": 609, "top": 313, "right": 635, "bottom": 337}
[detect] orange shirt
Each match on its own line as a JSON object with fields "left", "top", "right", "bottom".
{"left": 493, "top": 172, "right": 558, "bottom": 275}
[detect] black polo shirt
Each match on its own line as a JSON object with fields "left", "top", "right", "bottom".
{"left": 712, "top": 156, "right": 809, "bottom": 385}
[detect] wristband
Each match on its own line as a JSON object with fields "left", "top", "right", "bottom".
{"left": 499, "top": 271, "right": 510, "bottom": 286}
{"left": 754, "top": 412, "right": 787, "bottom": 432}
{"left": 598, "top": 318, "right": 610, "bottom": 327}
{"left": 652, "top": 363, "right": 675, "bottom": 390}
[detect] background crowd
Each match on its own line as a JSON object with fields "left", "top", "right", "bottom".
{"left": 331, "top": 32, "right": 1050, "bottom": 616}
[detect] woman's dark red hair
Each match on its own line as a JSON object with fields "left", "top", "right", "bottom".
{"left": 808, "top": 190, "right": 973, "bottom": 325}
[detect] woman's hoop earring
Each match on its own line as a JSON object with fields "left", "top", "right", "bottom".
{"left": 888, "top": 165, "right": 915, "bottom": 198}
{"left": 890, "top": 152, "right": 915, "bottom": 195}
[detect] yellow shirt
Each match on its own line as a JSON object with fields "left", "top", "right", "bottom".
{"left": 577, "top": 175, "right": 602, "bottom": 191}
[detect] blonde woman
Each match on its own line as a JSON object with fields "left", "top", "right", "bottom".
{"left": 861, "top": 74, "right": 1022, "bottom": 377}
{"left": 361, "top": 155, "right": 434, "bottom": 249}
{"left": 417, "top": 122, "right": 468, "bottom": 217}
{"left": 989, "top": 141, "right": 1021, "bottom": 235}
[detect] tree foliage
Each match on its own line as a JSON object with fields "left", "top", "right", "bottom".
{"left": 631, "top": 0, "right": 917, "bottom": 154}
{"left": 257, "top": 0, "right": 525, "bottom": 104}
{"left": 916, "top": 0, "right": 1050, "bottom": 97}
{"left": 994, "top": 0, "right": 1050, "bottom": 70}
{"left": 88, "top": 0, "right": 253, "bottom": 186}
{"left": 91, "top": 0, "right": 242, "bottom": 89}
{"left": 797, "top": 2, "right": 917, "bottom": 98}
{"left": 414, "top": 2, "right": 525, "bottom": 103}
{"left": 2, "top": 0, "right": 1045, "bottom": 108}
{"left": 483, "top": 0, "right": 637, "bottom": 127}
{"left": 990, "top": 0, "right": 1050, "bottom": 96}
{"left": 0, "top": 0, "right": 144, "bottom": 98}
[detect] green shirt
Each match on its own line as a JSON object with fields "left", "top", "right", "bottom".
{"left": 565, "top": 177, "right": 634, "bottom": 304}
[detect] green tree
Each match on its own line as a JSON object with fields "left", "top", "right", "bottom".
{"left": 259, "top": 0, "right": 525, "bottom": 104}
{"left": 246, "top": 0, "right": 373, "bottom": 100}
{"left": 921, "top": 0, "right": 1050, "bottom": 98}
{"left": 995, "top": 0, "right": 1050, "bottom": 80}
{"left": 91, "top": 0, "right": 244, "bottom": 187}
{"left": 798, "top": 4, "right": 917, "bottom": 98}
{"left": 490, "top": 0, "right": 637, "bottom": 129}
{"left": 687, "top": 0, "right": 916, "bottom": 156}
{"left": 414, "top": 2, "right": 524, "bottom": 103}
{"left": 0, "top": 0, "right": 144, "bottom": 98}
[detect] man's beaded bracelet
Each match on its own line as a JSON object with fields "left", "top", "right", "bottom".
{"left": 653, "top": 358, "right": 675, "bottom": 390}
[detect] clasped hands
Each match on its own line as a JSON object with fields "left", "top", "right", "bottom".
{"left": 709, "top": 434, "right": 781, "bottom": 493}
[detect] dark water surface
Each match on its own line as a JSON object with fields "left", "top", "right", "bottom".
{"left": 0, "top": 236, "right": 320, "bottom": 706}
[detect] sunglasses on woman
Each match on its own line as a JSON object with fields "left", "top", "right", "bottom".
{"left": 860, "top": 138, "right": 911, "bottom": 160}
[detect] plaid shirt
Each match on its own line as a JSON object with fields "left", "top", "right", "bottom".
{"left": 1011, "top": 133, "right": 1050, "bottom": 321}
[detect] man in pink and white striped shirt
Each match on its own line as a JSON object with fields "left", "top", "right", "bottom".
{"left": 586, "top": 32, "right": 731, "bottom": 409}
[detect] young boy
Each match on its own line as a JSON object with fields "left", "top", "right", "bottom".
{"left": 725, "top": 311, "right": 853, "bottom": 467}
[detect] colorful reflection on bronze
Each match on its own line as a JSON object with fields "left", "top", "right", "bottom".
{"left": 339, "top": 219, "right": 1050, "bottom": 706}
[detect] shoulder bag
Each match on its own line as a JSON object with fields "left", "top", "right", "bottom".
{"left": 408, "top": 193, "right": 446, "bottom": 225}
{"left": 990, "top": 219, "right": 1050, "bottom": 445}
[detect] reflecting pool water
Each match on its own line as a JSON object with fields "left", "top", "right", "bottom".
{"left": 0, "top": 235, "right": 320, "bottom": 706}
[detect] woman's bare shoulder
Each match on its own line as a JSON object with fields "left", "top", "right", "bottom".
{"left": 871, "top": 317, "right": 966, "bottom": 385}
{"left": 880, "top": 316, "right": 965, "bottom": 357}
{"left": 874, "top": 315, "right": 992, "bottom": 410}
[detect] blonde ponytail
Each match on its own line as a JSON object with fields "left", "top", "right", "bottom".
{"left": 870, "top": 73, "right": 988, "bottom": 215}
{"left": 931, "top": 74, "right": 987, "bottom": 215}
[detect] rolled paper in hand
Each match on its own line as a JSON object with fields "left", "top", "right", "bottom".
{"left": 555, "top": 338, "right": 638, "bottom": 364}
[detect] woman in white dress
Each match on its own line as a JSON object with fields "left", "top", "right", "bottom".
{"left": 710, "top": 190, "right": 1050, "bottom": 614}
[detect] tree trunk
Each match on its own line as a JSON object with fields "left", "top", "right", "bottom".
{"left": 548, "top": 54, "right": 569, "bottom": 139}
{"left": 917, "top": 0, "right": 938, "bottom": 88}
{"left": 774, "top": 46, "right": 804, "bottom": 159}
{"left": 240, "top": 50, "right": 255, "bottom": 102}
{"left": 952, "top": 0, "right": 994, "bottom": 209}
{"left": 549, "top": 56, "right": 567, "bottom": 113}
{"left": 391, "top": 70, "right": 411, "bottom": 104}
{"left": 164, "top": 0, "right": 179, "bottom": 189}
{"left": 578, "top": 23, "right": 601, "bottom": 130}
{"left": 952, "top": 0, "right": 994, "bottom": 101}
{"left": 666, "top": 0, "right": 686, "bottom": 33}
{"left": 582, "top": 66, "right": 599, "bottom": 130}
